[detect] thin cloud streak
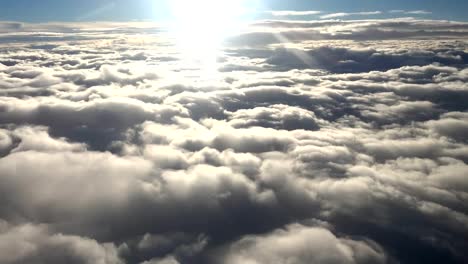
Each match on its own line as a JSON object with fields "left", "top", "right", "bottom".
{"left": 390, "top": 10, "right": 432, "bottom": 15}
{"left": 320, "top": 11, "right": 382, "bottom": 19}
{"left": 268, "top": 10, "right": 322, "bottom": 16}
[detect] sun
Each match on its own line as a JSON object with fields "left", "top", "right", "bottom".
{"left": 167, "top": 0, "right": 251, "bottom": 72}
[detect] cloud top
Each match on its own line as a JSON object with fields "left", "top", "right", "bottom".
{"left": 0, "top": 17, "right": 467, "bottom": 264}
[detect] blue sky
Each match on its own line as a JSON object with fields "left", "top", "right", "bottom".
{"left": 0, "top": 0, "right": 467, "bottom": 22}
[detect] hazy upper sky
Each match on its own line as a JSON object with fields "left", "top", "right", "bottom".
{"left": 1, "top": 0, "right": 467, "bottom": 22}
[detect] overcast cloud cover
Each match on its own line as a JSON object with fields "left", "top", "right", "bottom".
{"left": 0, "top": 16, "right": 468, "bottom": 264}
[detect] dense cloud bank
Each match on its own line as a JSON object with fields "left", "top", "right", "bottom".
{"left": 0, "top": 18, "right": 467, "bottom": 264}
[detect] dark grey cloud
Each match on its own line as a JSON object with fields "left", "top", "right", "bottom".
{"left": 0, "top": 18, "right": 467, "bottom": 264}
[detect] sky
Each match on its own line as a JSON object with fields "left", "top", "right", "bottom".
{"left": 0, "top": 1, "right": 468, "bottom": 264}
{"left": 0, "top": 0, "right": 468, "bottom": 22}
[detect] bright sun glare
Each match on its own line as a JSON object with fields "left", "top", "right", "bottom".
{"left": 168, "top": 0, "right": 252, "bottom": 72}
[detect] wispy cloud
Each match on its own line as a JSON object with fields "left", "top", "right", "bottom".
{"left": 390, "top": 10, "right": 432, "bottom": 15}
{"left": 320, "top": 11, "right": 382, "bottom": 19}
{"left": 406, "top": 10, "right": 432, "bottom": 14}
{"left": 268, "top": 10, "right": 322, "bottom": 17}
{"left": 389, "top": 10, "right": 405, "bottom": 13}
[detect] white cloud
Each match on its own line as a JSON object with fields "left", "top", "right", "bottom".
{"left": 268, "top": 10, "right": 322, "bottom": 16}
{"left": 0, "top": 221, "right": 123, "bottom": 264}
{"left": 320, "top": 11, "right": 382, "bottom": 19}
{"left": 0, "top": 18, "right": 467, "bottom": 264}
{"left": 390, "top": 10, "right": 432, "bottom": 15}
{"left": 217, "top": 224, "right": 387, "bottom": 264}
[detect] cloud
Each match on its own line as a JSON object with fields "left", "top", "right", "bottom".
{"left": 226, "top": 19, "right": 468, "bottom": 46}
{"left": 425, "top": 112, "right": 468, "bottom": 142}
{"left": 216, "top": 224, "right": 387, "bottom": 264}
{"left": 0, "top": 221, "right": 123, "bottom": 264}
{"left": 268, "top": 10, "right": 322, "bottom": 17}
{"left": 406, "top": 10, "right": 432, "bottom": 15}
{"left": 320, "top": 11, "right": 382, "bottom": 19}
{"left": 0, "top": 18, "right": 468, "bottom": 264}
{"left": 390, "top": 10, "right": 432, "bottom": 15}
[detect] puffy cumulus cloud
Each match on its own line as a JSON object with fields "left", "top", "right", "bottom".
{"left": 226, "top": 104, "right": 323, "bottom": 130}
{"left": 1, "top": 126, "right": 87, "bottom": 154}
{"left": 141, "top": 256, "right": 180, "bottom": 264}
{"left": 0, "top": 221, "right": 123, "bottom": 264}
{"left": 0, "top": 96, "right": 185, "bottom": 150}
{"left": 0, "top": 151, "right": 153, "bottom": 228}
{"left": 216, "top": 224, "right": 387, "bottom": 264}
{"left": 425, "top": 112, "right": 468, "bottom": 142}
{"left": 0, "top": 17, "right": 467, "bottom": 264}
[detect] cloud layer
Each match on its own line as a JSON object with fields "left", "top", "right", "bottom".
{"left": 0, "top": 18, "right": 467, "bottom": 264}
